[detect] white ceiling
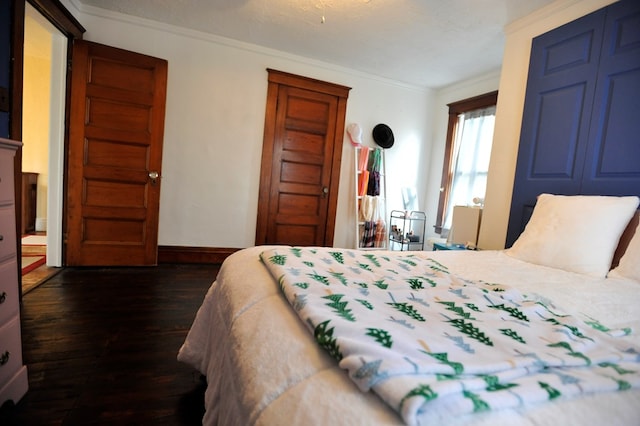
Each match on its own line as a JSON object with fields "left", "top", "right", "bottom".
{"left": 76, "top": 0, "right": 557, "bottom": 88}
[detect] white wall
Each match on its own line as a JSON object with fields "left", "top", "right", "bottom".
{"left": 62, "top": 0, "right": 613, "bottom": 251}
{"left": 23, "top": 14, "right": 52, "bottom": 228}
{"left": 62, "top": 0, "right": 432, "bottom": 250}
{"left": 478, "top": 0, "right": 616, "bottom": 249}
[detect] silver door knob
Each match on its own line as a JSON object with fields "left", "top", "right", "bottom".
{"left": 149, "top": 171, "right": 160, "bottom": 185}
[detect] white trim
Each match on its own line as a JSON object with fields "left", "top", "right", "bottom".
{"left": 46, "top": 21, "right": 68, "bottom": 267}
{"left": 505, "top": 0, "right": 617, "bottom": 35}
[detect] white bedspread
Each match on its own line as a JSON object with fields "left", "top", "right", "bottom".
{"left": 178, "top": 246, "right": 640, "bottom": 425}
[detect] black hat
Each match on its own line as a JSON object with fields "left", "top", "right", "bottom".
{"left": 372, "top": 123, "right": 394, "bottom": 149}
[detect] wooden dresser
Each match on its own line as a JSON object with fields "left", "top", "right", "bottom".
{"left": 0, "top": 138, "right": 28, "bottom": 407}
{"left": 21, "top": 172, "right": 38, "bottom": 235}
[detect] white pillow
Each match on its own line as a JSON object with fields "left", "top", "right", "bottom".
{"left": 609, "top": 221, "right": 640, "bottom": 282}
{"left": 506, "top": 193, "right": 640, "bottom": 277}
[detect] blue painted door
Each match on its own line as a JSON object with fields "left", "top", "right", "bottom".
{"left": 506, "top": 0, "right": 640, "bottom": 247}
{"left": 582, "top": 2, "right": 640, "bottom": 196}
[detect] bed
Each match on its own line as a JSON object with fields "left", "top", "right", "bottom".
{"left": 178, "top": 194, "right": 640, "bottom": 425}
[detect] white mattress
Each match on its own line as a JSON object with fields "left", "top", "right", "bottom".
{"left": 178, "top": 246, "right": 640, "bottom": 425}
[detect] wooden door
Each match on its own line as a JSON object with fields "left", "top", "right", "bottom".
{"left": 255, "top": 70, "right": 350, "bottom": 247}
{"left": 66, "top": 40, "right": 167, "bottom": 266}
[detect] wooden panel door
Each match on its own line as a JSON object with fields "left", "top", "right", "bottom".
{"left": 256, "top": 70, "right": 350, "bottom": 247}
{"left": 66, "top": 40, "right": 167, "bottom": 266}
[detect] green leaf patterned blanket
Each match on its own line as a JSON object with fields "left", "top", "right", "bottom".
{"left": 259, "top": 247, "right": 640, "bottom": 425}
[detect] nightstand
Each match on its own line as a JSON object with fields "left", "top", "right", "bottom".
{"left": 432, "top": 242, "right": 467, "bottom": 251}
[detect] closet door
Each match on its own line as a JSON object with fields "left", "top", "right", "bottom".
{"left": 505, "top": 0, "right": 640, "bottom": 248}
{"left": 582, "top": 0, "right": 640, "bottom": 195}
{"left": 505, "top": 9, "right": 604, "bottom": 247}
{"left": 255, "top": 70, "right": 350, "bottom": 247}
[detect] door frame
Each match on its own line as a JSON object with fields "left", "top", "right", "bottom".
{"left": 10, "top": 0, "right": 85, "bottom": 279}
{"left": 23, "top": 2, "right": 69, "bottom": 267}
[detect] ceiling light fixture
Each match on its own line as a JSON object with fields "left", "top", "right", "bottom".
{"left": 318, "top": 0, "right": 326, "bottom": 23}
{"left": 317, "top": 0, "right": 371, "bottom": 25}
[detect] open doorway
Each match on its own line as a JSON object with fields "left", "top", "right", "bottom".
{"left": 21, "top": 3, "right": 66, "bottom": 282}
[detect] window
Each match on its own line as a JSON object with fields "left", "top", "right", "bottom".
{"left": 435, "top": 91, "right": 498, "bottom": 234}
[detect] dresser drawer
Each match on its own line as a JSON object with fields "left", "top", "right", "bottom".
{"left": 0, "top": 206, "right": 17, "bottom": 263}
{"left": 0, "top": 316, "right": 24, "bottom": 387}
{"left": 0, "top": 260, "right": 19, "bottom": 325}
{"left": 0, "top": 151, "right": 15, "bottom": 205}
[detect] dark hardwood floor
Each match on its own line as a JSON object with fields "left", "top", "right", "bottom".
{"left": 1, "top": 263, "right": 221, "bottom": 425}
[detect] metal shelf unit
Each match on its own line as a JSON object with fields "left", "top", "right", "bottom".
{"left": 389, "top": 210, "right": 426, "bottom": 251}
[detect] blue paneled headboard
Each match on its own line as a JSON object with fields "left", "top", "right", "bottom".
{"left": 506, "top": 0, "right": 640, "bottom": 248}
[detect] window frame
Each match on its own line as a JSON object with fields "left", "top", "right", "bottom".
{"left": 434, "top": 90, "right": 498, "bottom": 234}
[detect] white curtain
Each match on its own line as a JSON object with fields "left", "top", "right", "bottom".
{"left": 443, "top": 106, "right": 496, "bottom": 231}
